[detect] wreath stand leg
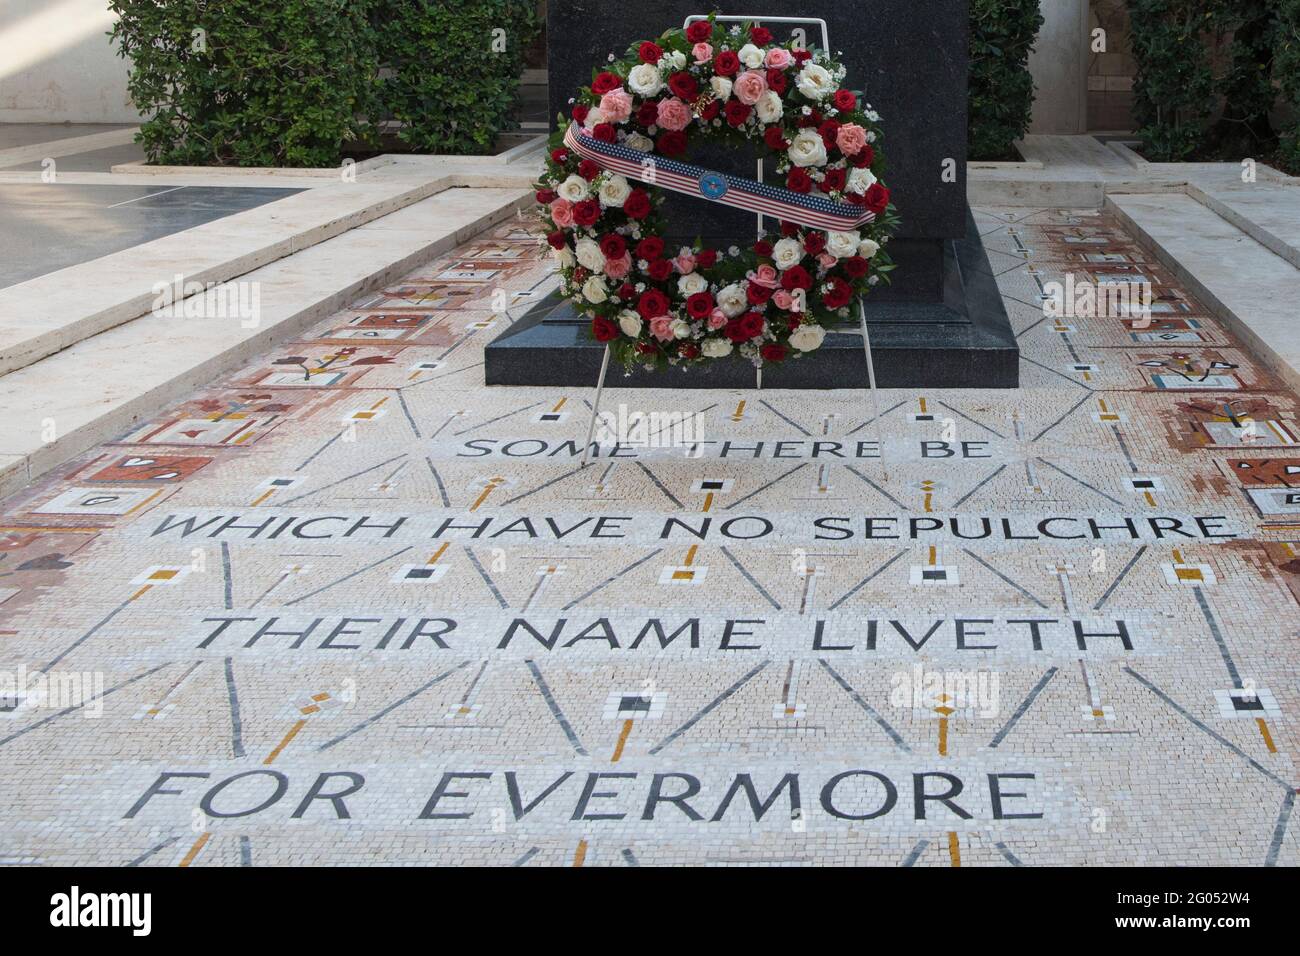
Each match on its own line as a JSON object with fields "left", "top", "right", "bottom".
{"left": 858, "top": 298, "right": 888, "bottom": 481}
{"left": 580, "top": 344, "right": 612, "bottom": 468}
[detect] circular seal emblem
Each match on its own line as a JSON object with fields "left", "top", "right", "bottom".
{"left": 699, "top": 172, "right": 728, "bottom": 200}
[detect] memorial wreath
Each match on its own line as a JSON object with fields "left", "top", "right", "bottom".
{"left": 536, "top": 15, "right": 898, "bottom": 371}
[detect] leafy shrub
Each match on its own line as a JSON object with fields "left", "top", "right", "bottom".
{"left": 968, "top": 0, "right": 1045, "bottom": 160}
{"left": 109, "top": 0, "right": 378, "bottom": 167}
{"left": 373, "top": 0, "right": 539, "bottom": 155}
{"left": 1277, "top": 0, "right": 1300, "bottom": 171}
{"left": 1128, "top": 0, "right": 1216, "bottom": 161}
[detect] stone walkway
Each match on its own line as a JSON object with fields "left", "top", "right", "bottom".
{"left": 1, "top": 206, "right": 1297, "bottom": 866}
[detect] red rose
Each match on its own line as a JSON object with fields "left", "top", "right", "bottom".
{"left": 781, "top": 265, "right": 812, "bottom": 290}
{"left": 792, "top": 49, "right": 812, "bottom": 63}
{"left": 679, "top": 342, "right": 701, "bottom": 359}
{"left": 780, "top": 220, "right": 799, "bottom": 237}
{"left": 572, "top": 267, "right": 588, "bottom": 283}
{"left": 686, "top": 292, "right": 715, "bottom": 318}
{"left": 750, "top": 26, "right": 773, "bottom": 44}
{"left": 599, "top": 234, "right": 626, "bottom": 259}
{"left": 696, "top": 248, "right": 718, "bottom": 268}
{"left": 865, "top": 183, "right": 890, "bottom": 215}
{"left": 592, "top": 123, "right": 616, "bottom": 143}
{"left": 578, "top": 159, "right": 601, "bottom": 181}
{"left": 536, "top": 189, "right": 556, "bottom": 203}
{"left": 820, "top": 167, "right": 847, "bottom": 193}
{"left": 648, "top": 258, "right": 673, "bottom": 281}
{"left": 724, "top": 100, "right": 752, "bottom": 126}
{"left": 637, "top": 289, "right": 669, "bottom": 319}
{"left": 714, "top": 50, "right": 740, "bottom": 76}
{"left": 592, "top": 316, "right": 619, "bottom": 342}
{"left": 822, "top": 276, "right": 853, "bottom": 309}
{"left": 760, "top": 343, "right": 787, "bottom": 362}
{"left": 852, "top": 145, "right": 875, "bottom": 168}
{"left": 617, "top": 282, "right": 636, "bottom": 299}
{"left": 686, "top": 20, "right": 712, "bottom": 43}
{"left": 572, "top": 199, "right": 600, "bottom": 226}
{"left": 753, "top": 239, "right": 773, "bottom": 256}
{"left": 591, "top": 72, "right": 621, "bottom": 95}
{"left": 739, "top": 311, "right": 766, "bottom": 339}
{"left": 550, "top": 148, "right": 569, "bottom": 164}
{"left": 636, "top": 236, "right": 664, "bottom": 260}
{"left": 639, "top": 41, "right": 663, "bottom": 64}
{"left": 547, "top": 231, "right": 566, "bottom": 249}
{"left": 747, "top": 283, "right": 773, "bottom": 305}
{"left": 571, "top": 105, "right": 589, "bottom": 123}
{"left": 623, "top": 189, "right": 652, "bottom": 219}
{"left": 636, "top": 100, "right": 660, "bottom": 127}
{"left": 845, "top": 191, "right": 866, "bottom": 207}
{"left": 802, "top": 230, "right": 827, "bottom": 254}
{"left": 668, "top": 72, "right": 699, "bottom": 101}
{"left": 656, "top": 130, "right": 688, "bottom": 156}
{"left": 636, "top": 341, "right": 658, "bottom": 355}
{"left": 833, "top": 89, "right": 856, "bottom": 111}
{"left": 786, "top": 167, "right": 812, "bottom": 193}
{"left": 787, "top": 313, "right": 802, "bottom": 330}
{"left": 763, "top": 126, "right": 788, "bottom": 150}
{"left": 818, "top": 120, "right": 841, "bottom": 148}
{"left": 724, "top": 319, "right": 750, "bottom": 343}
{"left": 766, "top": 68, "right": 787, "bottom": 94}
{"left": 842, "top": 255, "right": 869, "bottom": 278}
{"left": 698, "top": 99, "right": 721, "bottom": 121}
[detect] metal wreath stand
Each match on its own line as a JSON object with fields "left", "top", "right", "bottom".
{"left": 580, "top": 14, "right": 884, "bottom": 473}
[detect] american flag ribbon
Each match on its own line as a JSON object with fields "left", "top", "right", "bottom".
{"left": 563, "top": 123, "right": 875, "bottom": 232}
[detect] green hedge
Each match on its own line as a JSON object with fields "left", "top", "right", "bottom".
{"left": 108, "top": 0, "right": 537, "bottom": 167}
{"left": 968, "top": 0, "right": 1044, "bottom": 160}
{"left": 1128, "top": 0, "right": 1215, "bottom": 162}
{"left": 375, "top": 0, "right": 538, "bottom": 155}
{"left": 1278, "top": 0, "right": 1300, "bottom": 170}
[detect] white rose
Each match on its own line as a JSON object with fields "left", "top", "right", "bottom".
{"left": 668, "top": 51, "right": 687, "bottom": 70}
{"left": 772, "top": 237, "right": 804, "bottom": 270}
{"left": 795, "top": 63, "right": 833, "bottom": 100}
{"left": 710, "top": 76, "right": 733, "bottom": 101}
{"left": 582, "top": 276, "right": 608, "bottom": 303}
{"left": 827, "top": 230, "right": 860, "bottom": 258}
{"left": 789, "top": 324, "right": 826, "bottom": 352}
{"left": 575, "top": 238, "right": 605, "bottom": 272}
{"left": 787, "top": 128, "right": 828, "bottom": 168}
{"left": 677, "top": 272, "right": 708, "bottom": 296}
{"left": 552, "top": 245, "right": 575, "bottom": 269}
{"left": 755, "top": 90, "right": 783, "bottom": 124}
{"left": 618, "top": 310, "right": 642, "bottom": 337}
{"left": 702, "top": 338, "right": 733, "bottom": 358}
{"left": 598, "top": 174, "right": 631, "bottom": 207}
{"left": 847, "top": 167, "right": 877, "bottom": 194}
{"left": 716, "top": 282, "right": 747, "bottom": 317}
{"left": 624, "top": 132, "right": 654, "bottom": 152}
{"left": 584, "top": 107, "right": 606, "bottom": 127}
{"left": 558, "top": 174, "right": 589, "bottom": 202}
{"left": 670, "top": 318, "right": 691, "bottom": 339}
{"left": 738, "top": 43, "right": 765, "bottom": 69}
{"left": 627, "top": 63, "right": 664, "bottom": 96}
{"left": 858, "top": 238, "right": 880, "bottom": 259}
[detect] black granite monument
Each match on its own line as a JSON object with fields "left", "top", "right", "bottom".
{"left": 485, "top": 0, "right": 1019, "bottom": 388}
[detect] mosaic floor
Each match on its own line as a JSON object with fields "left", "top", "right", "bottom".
{"left": 2, "top": 207, "right": 1298, "bottom": 867}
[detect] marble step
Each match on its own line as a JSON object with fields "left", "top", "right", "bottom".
{"left": 1187, "top": 184, "right": 1300, "bottom": 271}
{"left": 0, "top": 186, "right": 531, "bottom": 498}
{"left": 1107, "top": 191, "right": 1300, "bottom": 395}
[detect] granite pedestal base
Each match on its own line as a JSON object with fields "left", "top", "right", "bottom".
{"left": 485, "top": 209, "right": 1019, "bottom": 389}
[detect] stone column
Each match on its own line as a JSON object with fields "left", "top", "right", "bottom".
{"left": 1027, "top": 0, "right": 1089, "bottom": 134}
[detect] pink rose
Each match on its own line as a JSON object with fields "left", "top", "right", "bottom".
{"left": 599, "top": 88, "right": 633, "bottom": 124}
{"left": 748, "top": 263, "right": 779, "bottom": 288}
{"left": 733, "top": 70, "right": 768, "bottom": 106}
{"left": 707, "top": 309, "right": 728, "bottom": 330}
{"left": 818, "top": 253, "right": 838, "bottom": 270}
{"left": 673, "top": 250, "right": 697, "bottom": 274}
{"left": 549, "top": 198, "right": 574, "bottom": 227}
{"left": 765, "top": 48, "right": 793, "bottom": 70}
{"left": 692, "top": 42, "right": 713, "bottom": 64}
{"left": 650, "top": 316, "right": 675, "bottom": 341}
{"left": 604, "top": 252, "right": 632, "bottom": 279}
{"left": 656, "top": 97, "right": 693, "bottom": 132}
{"left": 772, "top": 290, "right": 794, "bottom": 310}
{"left": 836, "top": 123, "right": 868, "bottom": 157}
